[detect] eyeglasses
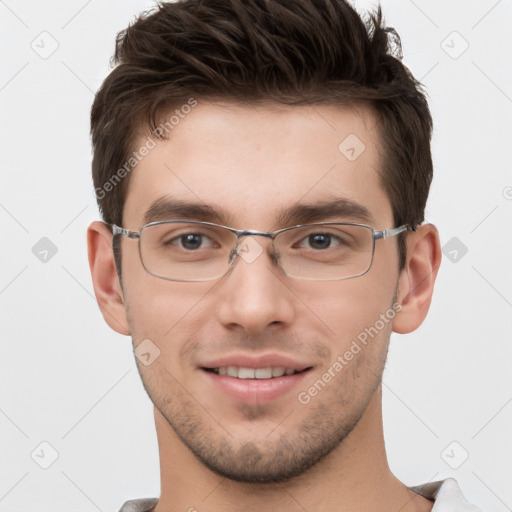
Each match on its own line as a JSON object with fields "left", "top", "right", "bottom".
{"left": 111, "top": 220, "right": 416, "bottom": 282}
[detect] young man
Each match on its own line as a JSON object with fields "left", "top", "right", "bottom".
{"left": 87, "top": 1, "right": 481, "bottom": 510}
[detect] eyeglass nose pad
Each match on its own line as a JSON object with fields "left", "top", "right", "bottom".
{"left": 228, "top": 247, "right": 238, "bottom": 264}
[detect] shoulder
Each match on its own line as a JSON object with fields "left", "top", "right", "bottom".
{"left": 117, "top": 497, "right": 159, "bottom": 512}
{"left": 409, "top": 478, "right": 483, "bottom": 511}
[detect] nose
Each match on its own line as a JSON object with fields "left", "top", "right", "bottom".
{"left": 214, "top": 235, "right": 296, "bottom": 334}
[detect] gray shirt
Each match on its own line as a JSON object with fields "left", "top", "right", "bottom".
{"left": 117, "top": 478, "right": 482, "bottom": 511}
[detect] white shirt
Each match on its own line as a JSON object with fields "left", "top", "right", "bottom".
{"left": 117, "top": 478, "right": 482, "bottom": 511}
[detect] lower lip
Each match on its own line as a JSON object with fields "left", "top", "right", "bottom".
{"left": 201, "top": 369, "right": 311, "bottom": 405}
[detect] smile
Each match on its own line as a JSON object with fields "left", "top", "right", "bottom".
{"left": 201, "top": 365, "right": 313, "bottom": 404}
{"left": 206, "top": 366, "right": 307, "bottom": 379}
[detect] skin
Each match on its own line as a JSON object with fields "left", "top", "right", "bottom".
{"left": 88, "top": 101, "right": 441, "bottom": 512}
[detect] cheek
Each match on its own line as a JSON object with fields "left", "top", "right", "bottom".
{"left": 124, "top": 265, "right": 217, "bottom": 347}
{"left": 291, "top": 272, "right": 396, "bottom": 341}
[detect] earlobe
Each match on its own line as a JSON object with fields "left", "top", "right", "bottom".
{"left": 392, "top": 224, "right": 442, "bottom": 334}
{"left": 87, "top": 221, "right": 130, "bottom": 336}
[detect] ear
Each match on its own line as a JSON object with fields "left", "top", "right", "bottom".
{"left": 392, "top": 223, "right": 442, "bottom": 334}
{"left": 87, "top": 221, "right": 130, "bottom": 335}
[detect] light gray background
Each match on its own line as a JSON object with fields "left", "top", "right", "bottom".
{"left": 1, "top": 0, "right": 511, "bottom": 510}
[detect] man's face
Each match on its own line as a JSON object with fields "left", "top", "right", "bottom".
{"left": 120, "top": 101, "right": 402, "bottom": 482}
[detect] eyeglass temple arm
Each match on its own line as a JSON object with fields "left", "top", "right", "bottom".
{"left": 373, "top": 224, "right": 417, "bottom": 240}
{"left": 111, "top": 224, "right": 140, "bottom": 239}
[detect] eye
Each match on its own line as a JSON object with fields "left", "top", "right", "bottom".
{"left": 169, "top": 232, "right": 215, "bottom": 250}
{"left": 298, "top": 233, "right": 343, "bottom": 250}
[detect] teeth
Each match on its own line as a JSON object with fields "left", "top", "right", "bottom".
{"left": 238, "top": 367, "right": 255, "bottom": 379}
{"left": 272, "top": 367, "right": 286, "bottom": 377}
{"left": 211, "top": 366, "right": 300, "bottom": 379}
{"left": 255, "top": 368, "right": 272, "bottom": 379}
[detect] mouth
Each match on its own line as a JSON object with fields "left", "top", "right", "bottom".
{"left": 200, "top": 360, "right": 314, "bottom": 405}
{"left": 203, "top": 366, "right": 311, "bottom": 379}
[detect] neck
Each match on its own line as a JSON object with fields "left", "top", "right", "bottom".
{"left": 152, "top": 386, "right": 433, "bottom": 512}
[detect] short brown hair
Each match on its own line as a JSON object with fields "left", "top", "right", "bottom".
{"left": 91, "top": 0, "right": 433, "bottom": 274}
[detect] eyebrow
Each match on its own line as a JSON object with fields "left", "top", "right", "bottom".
{"left": 142, "top": 196, "right": 374, "bottom": 227}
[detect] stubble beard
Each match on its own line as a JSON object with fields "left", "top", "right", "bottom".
{"left": 127, "top": 291, "right": 396, "bottom": 484}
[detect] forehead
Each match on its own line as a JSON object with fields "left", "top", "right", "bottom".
{"left": 123, "top": 101, "right": 392, "bottom": 229}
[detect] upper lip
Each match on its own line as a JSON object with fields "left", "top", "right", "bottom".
{"left": 201, "top": 353, "right": 313, "bottom": 372}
